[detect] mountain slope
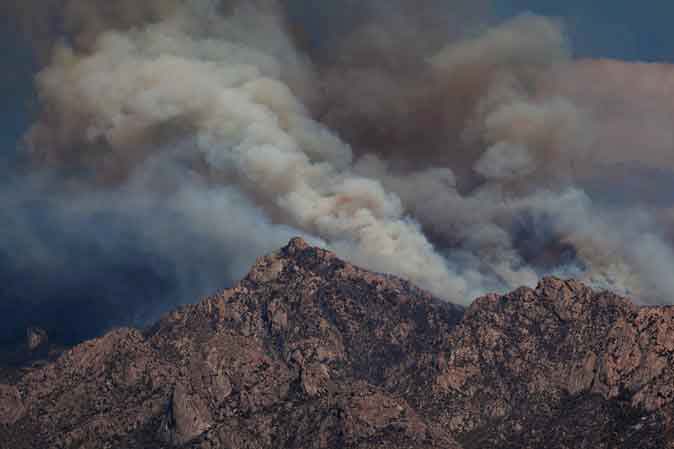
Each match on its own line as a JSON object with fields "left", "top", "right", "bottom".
{"left": 2, "top": 238, "right": 674, "bottom": 448}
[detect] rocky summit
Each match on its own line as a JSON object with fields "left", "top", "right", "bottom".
{"left": 2, "top": 238, "right": 674, "bottom": 449}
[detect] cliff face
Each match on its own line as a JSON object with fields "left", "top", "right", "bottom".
{"left": 2, "top": 238, "right": 674, "bottom": 449}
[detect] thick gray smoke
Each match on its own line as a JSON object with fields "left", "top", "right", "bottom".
{"left": 2, "top": 0, "right": 674, "bottom": 342}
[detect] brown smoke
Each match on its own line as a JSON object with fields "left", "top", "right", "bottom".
{"left": 545, "top": 59, "right": 674, "bottom": 172}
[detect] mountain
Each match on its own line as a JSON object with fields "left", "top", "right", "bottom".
{"left": 1, "top": 237, "right": 674, "bottom": 449}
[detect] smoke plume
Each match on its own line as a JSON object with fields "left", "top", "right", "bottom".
{"left": 2, "top": 0, "right": 674, "bottom": 343}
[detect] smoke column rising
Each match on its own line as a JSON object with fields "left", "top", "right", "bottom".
{"left": 2, "top": 0, "right": 674, "bottom": 343}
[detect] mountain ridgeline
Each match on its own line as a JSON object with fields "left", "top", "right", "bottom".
{"left": 2, "top": 238, "right": 674, "bottom": 448}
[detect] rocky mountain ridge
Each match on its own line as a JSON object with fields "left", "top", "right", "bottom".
{"left": 1, "top": 237, "right": 674, "bottom": 448}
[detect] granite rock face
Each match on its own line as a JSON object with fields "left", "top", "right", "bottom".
{"left": 2, "top": 238, "right": 674, "bottom": 448}
{"left": 0, "top": 385, "right": 25, "bottom": 426}
{"left": 431, "top": 278, "right": 674, "bottom": 448}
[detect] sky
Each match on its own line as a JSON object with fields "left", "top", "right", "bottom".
{"left": 0, "top": 31, "right": 34, "bottom": 165}
{"left": 495, "top": 1, "right": 674, "bottom": 62}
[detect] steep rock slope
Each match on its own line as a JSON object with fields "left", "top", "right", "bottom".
{"left": 433, "top": 279, "right": 674, "bottom": 448}
{"left": 2, "top": 238, "right": 674, "bottom": 449}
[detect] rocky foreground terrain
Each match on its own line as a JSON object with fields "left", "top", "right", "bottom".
{"left": 2, "top": 237, "right": 674, "bottom": 448}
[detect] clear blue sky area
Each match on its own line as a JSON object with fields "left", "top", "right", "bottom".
{"left": 495, "top": 1, "right": 674, "bottom": 62}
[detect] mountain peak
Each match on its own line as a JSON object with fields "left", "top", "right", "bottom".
{"left": 285, "top": 236, "right": 311, "bottom": 253}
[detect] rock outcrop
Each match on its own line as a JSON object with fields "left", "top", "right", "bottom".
{"left": 2, "top": 238, "right": 674, "bottom": 448}
{"left": 25, "top": 328, "right": 48, "bottom": 352}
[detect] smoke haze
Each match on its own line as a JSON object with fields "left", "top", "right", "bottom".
{"left": 2, "top": 0, "right": 674, "bottom": 343}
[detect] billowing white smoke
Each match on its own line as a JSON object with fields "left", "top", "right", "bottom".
{"left": 17, "top": 0, "right": 674, "bottom": 306}
{"left": 26, "top": 1, "right": 463, "bottom": 299}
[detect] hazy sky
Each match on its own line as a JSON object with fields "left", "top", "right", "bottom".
{"left": 495, "top": 1, "right": 674, "bottom": 61}
{"left": 0, "top": 30, "right": 33, "bottom": 162}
